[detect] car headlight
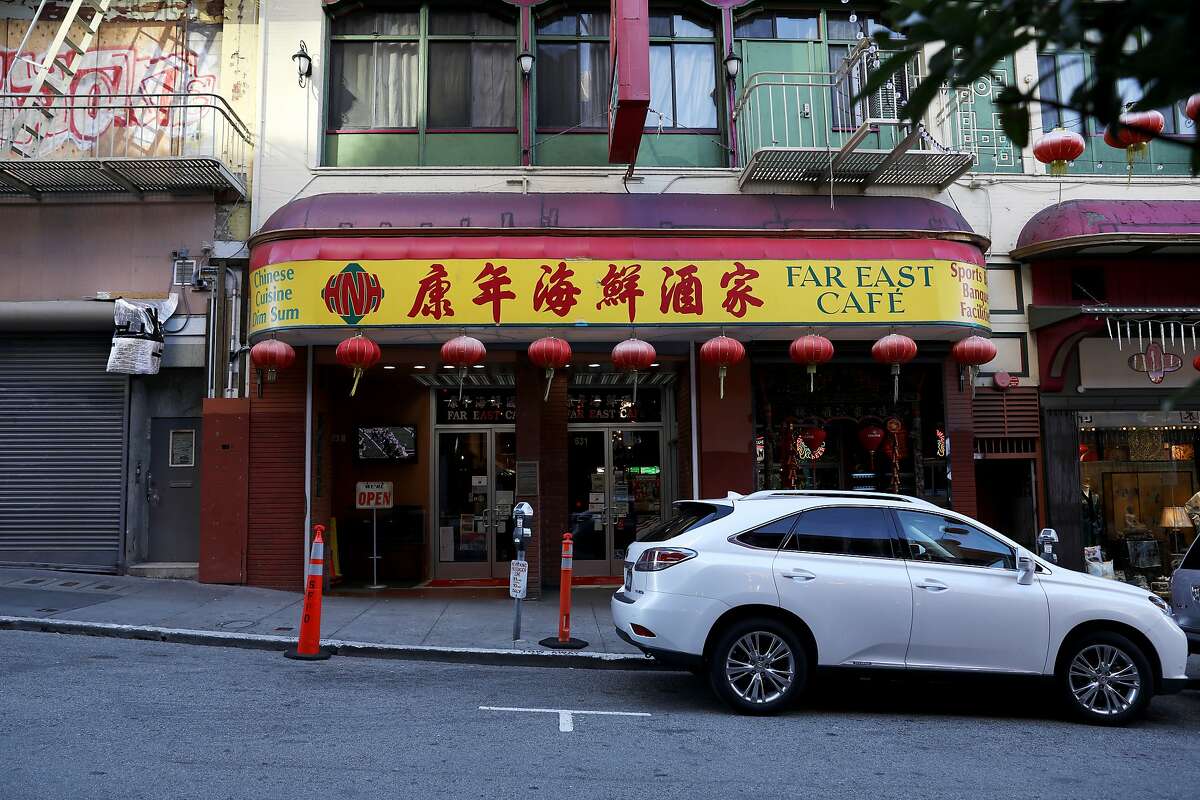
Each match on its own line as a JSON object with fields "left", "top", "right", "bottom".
{"left": 1148, "top": 594, "right": 1173, "bottom": 618}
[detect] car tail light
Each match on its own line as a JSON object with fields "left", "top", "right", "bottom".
{"left": 630, "top": 623, "right": 656, "bottom": 638}
{"left": 634, "top": 547, "right": 697, "bottom": 572}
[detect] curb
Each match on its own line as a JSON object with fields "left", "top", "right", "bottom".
{"left": 0, "top": 616, "right": 665, "bottom": 671}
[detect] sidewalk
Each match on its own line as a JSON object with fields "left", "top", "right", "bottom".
{"left": 0, "top": 567, "right": 647, "bottom": 666}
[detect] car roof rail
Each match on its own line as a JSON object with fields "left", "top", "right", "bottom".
{"left": 737, "top": 489, "right": 941, "bottom": 509}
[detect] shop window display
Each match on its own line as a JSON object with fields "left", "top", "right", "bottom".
{"left": 752, "top": 355, "right": 948, "bottom": 503}
{"left": 1079, "top": 414, "right": 1200, "bottom": 592}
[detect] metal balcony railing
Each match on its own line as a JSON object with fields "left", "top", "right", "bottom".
{"left": 0, "top": 92, "right": 252, "bottom": 198}
{"left": 733, "top": 40, "right": 975, "bottom": 189}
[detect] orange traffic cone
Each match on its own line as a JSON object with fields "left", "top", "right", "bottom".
{"left": 284, "top": 525, "right": 333, "bottom": 661}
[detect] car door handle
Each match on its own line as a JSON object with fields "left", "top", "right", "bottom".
{"left": 915, "top": 579, "right": 949, "bottom": 592}
{"left": 781, "top": 569, "right": 817, "bottom": 582}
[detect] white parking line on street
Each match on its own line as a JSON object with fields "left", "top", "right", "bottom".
{"left": 479, "top": 705, "right": 652, "bottom": 733}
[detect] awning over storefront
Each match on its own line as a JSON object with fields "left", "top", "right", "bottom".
{"left": 1014, "top": 199, "right": 1200, "bottom": 259}
{"left": 248, "top": 193, "right": 991, "bottom": 343}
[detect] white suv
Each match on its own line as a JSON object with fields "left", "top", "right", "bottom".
{"left": 612, "top": 491, "right": 1190, "bottom": 724}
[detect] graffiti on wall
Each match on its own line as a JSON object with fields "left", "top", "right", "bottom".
{"left": 1, "top": 16, "right": 221, "bottom": 157}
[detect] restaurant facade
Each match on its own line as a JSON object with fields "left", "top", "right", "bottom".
{"left": 200, "top": 192, "right": 993, "bottom": 591}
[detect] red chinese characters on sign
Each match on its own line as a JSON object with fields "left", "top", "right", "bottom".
{"left": 659, "top": 264, "right": 704, "bottom": 316}
{"left": 533, "top": 262, "right": 581, "bottom": 318}
{"left": 596, "top": 263, "right": 644, "bottom": 323}
{"left": 720, "top": 262, "right": 763, "bottom": 319}
{"left": 407, "top": 263, "right": 454, "bottom": 320}
{"left": 473, "top": 262, "right": 516, "bottom": 324}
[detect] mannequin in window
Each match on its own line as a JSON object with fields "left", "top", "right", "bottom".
{"left": 1122, "top": 504, "right": 1151, "bottom": 537}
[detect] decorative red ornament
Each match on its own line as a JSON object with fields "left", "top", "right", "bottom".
{"left": 699, "top": 335, "right": 745, "bottom": 399}
{"left": 1104, "top": 110, "right": 1164, "bottom": 173}
{"left": 528, "top": 336, "right": 572, "bottom": 401}
{"left": 1033, "top": 129, "right": 1085, "bottom": 176}
{"left": 249, "top": 338, "right": 296, "bottom": 397}
{"left": 1186, "top": 94, "right": 1200, "bottom": 123}
{"left": 335, "top": 333, "right": 381, "bottom": 396}
{"left": 1194, "top": 353, "right": 1200, "bottom": 372}
{"left": 800, "top": 426, "right": 827, "bottom": 451}
{"left": 789, "top": 334, "right": 835, "bottom": 391}
{"left": 872, "top": 333, "right": 918, "bottom": 403}
{"left": 612, "top": 337, "right": 656, "bottom": 402}
{"left": 441, "top": 335, "right": 486, "bottom": 399}
{"left": 858, "top": 425, "right": 885, "bottom": 453}
{"left": 951, "top": 335, "right": 998, "bottom": 394}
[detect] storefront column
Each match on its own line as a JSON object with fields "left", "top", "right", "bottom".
{"left": 943, "top": 357, "right": 978, "bottom": 519}
{"left": 516, "top": 357, "right": 568, "bottom": 594}
{"left": 198, "top": 398, "right": 249, "bottom": 584}
{"left": 245, "top": 347, "right": 309, "bottom": 590}
{"left": 1042, "top": 408, "right": 1084, "bottom": 570}
{"left": 697, "top": 357, "right": 754, "bottom": 497}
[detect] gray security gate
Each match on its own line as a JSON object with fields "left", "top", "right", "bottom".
{"left": 0, "top": 336, "right": 128, "bottom": 571}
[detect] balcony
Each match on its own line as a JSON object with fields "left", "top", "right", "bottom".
{"left": 0, "top": 93, "right": 251, "bottom": 199}
{"left": 734, "top": 41, "right": 978, "bottom": 190}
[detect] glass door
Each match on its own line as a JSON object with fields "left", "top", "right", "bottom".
{"left": 567, "top": 426, "right": 666, "bottom": 576}
{"left": 435, "top": 428, "right": 516, "bottom": 579}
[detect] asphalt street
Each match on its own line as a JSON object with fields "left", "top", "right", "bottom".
{"left": 2, "top": 630, "right": 1198, "bottom": 800}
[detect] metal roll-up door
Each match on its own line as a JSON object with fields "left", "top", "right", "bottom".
{"left": 0, "top": 336, "right": 128, "bottom": 570}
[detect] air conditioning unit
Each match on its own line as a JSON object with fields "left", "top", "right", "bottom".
{"left": 172, "top": 257, "right": 197, "bottom": 286}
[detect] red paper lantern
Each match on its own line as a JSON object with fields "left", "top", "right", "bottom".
{"left": 1186, "top": 94, "right": 1200, "bottom": 123}
{"left": 1193, "top": 353, "right": 1200, "bottom": 372}
{"left": 1033, "top": 129, "right": 1085, "bottom": 176}
{"left": 858, "top": 425, "right": 884, "bottom": 453}
{"left": 441, "top": 335, "right": 486, "bottom": 399}
{"left": 249, "top": 338, "right": 296, "bottom": 397}
{"left": 789, "top": 334, "right": 835, "bottom": 391}
{"left": 335, "top": 333, "right": 381, "bottom": 396}
{"left": 699, "top": 335, "right": 745, "bottom": 399}
{"left": 613, "top": 337, "right": 656, "bottom": 402}
{"left": 872, "top": 333, "right": 918, "bottom": 403}
{"left": 528, "top": 336, "right": 572, "bottom": 401}
{"left": 951, "top": 335, "right": 998, "bottom": 394}
{"left": 1104, "top": 110, "right": 1165, "bottom": 170}
{"left": 800, "top": 426, "right": 827, "bottom": 452}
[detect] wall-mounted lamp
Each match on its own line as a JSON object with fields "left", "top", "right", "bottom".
{"left": 292, "top": 41, "right": 313, "bottom": 88}
{"left": 517, "top": 51, "right": 535, "bottom": 80}
{"left": 723, "top": 52, "right": 742, "bottom": 82}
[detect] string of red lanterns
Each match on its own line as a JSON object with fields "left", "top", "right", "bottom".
{"left": 249, "top": 337, "right": 296, "bottom": 398}
{"left": 335, "top": 332, "right": 381, "bottom": 396}
{"left": 528, "top": 336, "right": 572, "bottom": 401}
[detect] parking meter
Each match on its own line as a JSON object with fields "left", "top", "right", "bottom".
{"left": 512, "top": 501, "right": 533, "bottom": 549}
{"left": 1037, "top": 528, "right": 1059, "bottom": 564}
{"left": 510, "top": 501, "right": 534, "bottom": 641}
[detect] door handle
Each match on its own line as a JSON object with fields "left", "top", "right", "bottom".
{"left": 781, "top": 569, "right": 817, "bottom": 582}
{"left": 915, "top": 579, "right": 949, "bottom": 592}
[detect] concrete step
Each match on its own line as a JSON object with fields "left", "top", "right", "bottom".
{"left": 127, "top": 562, "right": 198, "bottom": 580}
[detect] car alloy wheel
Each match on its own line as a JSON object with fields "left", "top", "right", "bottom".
{"left": 724, "top": 631, "right": 796, "bottom": 705}
{"left": 1067, "top": 643, "right": 1141, "bottom": 717}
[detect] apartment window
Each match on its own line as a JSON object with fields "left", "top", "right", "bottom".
{"left": 648, "top": 10, "right": 719, "bottom": 130}
{"left": 1036, "top": 52, "right": 1087, "bottom": 133}
{"left": 536, "top": 7, "right": 611, "bottom": 129}
{"left": 732, "top": 10, "right": 819, "bottom": 40}
{"left": 326, "top": 5, "right": 517, "bottom": 132}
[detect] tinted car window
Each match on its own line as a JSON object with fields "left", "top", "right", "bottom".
{"left": 636, "top": 502, "right": 731, "bottom": 543}
{"left": 896, "top": 510, "right": 1015, "bottom": 570}
{"left": 783, "top": 507, "right": 896, "bottom": 558}
{"left": 734, "top": 513, "right": 800, "bottom": 550}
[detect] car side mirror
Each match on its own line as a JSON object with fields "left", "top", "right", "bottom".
{"left": 1017, "top": 556, "right": 1035, "bottom": 585}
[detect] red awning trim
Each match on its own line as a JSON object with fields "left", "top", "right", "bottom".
{"left": 250, "top": 235, "right": 984, "bottom": 270}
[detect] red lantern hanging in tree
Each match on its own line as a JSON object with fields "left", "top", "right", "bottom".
{"left": 789, "top": 334, "right": 835, "bottom": 392}
{"left": 612, "top": 337, "right": 656, "bottom": 403}
{"left": 528, "top": 336, "right": 571, "bottom": 401}
{"left": 1104, "top": 110, "right": 1164, "bottom": 174}
{"left": 1032, "top": 129, "right": 1086, "bottom": 176}
{"left": 872, "top": 333, "right": 918, "bottom": 403}
{"left": 699, "top": 335, "right": 745, "bottom": 399}
{"left": 951, "top": 335, "right": 998, "bottom": 394}
{"left": 442, "top": 334, "right": 487, "bottom": 400}
{"left": 249, "top": 338, "right": 296, "bottom": 398}
{"left": 335, "top": 333, "right": 381, "bottom": 397}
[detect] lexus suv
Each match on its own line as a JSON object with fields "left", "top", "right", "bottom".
{"left": 612, "top": 491, "right": 1190, "bottom": 725}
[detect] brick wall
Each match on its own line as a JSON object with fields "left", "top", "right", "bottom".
{"left": 943, "top": 357, "right": 978, "bottom": 518}
{"left": 246, "top": 349, "right": 308, "bottom": 590}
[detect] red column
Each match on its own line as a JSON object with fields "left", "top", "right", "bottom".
{"left": 198, "top": 398, "right": 249, "bottom": 584}
{"left": 697, "top": 356, "right": 755, "bottom": 498}
{"left": 943, "top": 356, "right": 978, "bottom": 518}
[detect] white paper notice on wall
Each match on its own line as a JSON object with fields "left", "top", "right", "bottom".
{"left": 471, "top": 474, "right": 488, "bottom": 488}
{"left": 588, "top": 492, "right": 605, "bottom": 504}
{"left": 495, "top": 490, "right": 514, "bottom": 506}
{"left": 439, "top": 527, "right": 455, "bottom": 561}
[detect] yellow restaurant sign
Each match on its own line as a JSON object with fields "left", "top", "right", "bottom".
{"left": 249, "top": 259, "right": 990, "bottom": 334}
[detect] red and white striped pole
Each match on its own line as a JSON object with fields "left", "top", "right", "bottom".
{"left": 284, "top": 525, "right": 333, "bottom": 661}
{"left": 540, "top": 532, "right": 588, "bottom": 649}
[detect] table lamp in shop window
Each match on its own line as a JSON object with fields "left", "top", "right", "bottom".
{"left": 1159, "top": 506, "right": 1191, "bottom": 555}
